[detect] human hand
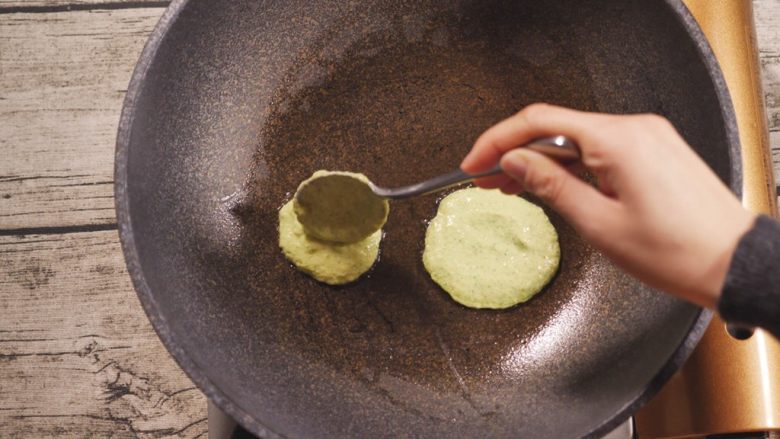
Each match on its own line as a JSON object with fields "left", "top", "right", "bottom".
{"left": 461, "top": 104, "right": 756, "bottom": 308}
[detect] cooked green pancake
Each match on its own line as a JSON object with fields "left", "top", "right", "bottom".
{"left": 279, "top": 200, "right": 381, "bottom": 285}
{"left": 423, "top": 187, "right": 560, "bottom": 309}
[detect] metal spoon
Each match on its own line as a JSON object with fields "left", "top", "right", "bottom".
{"left": 369, "top": 135, "right": 580, "bottom": 200}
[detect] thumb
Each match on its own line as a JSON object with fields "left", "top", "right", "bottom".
{"left": 500, "top": 149, "right": 618, "bottom": 232}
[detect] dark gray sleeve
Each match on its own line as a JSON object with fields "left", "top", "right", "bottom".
{"left": 718, "top": 215, "right": 780, "bottom": 339}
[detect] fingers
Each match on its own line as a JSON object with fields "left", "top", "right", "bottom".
{"left": 461, "top": 103, "right": 602, "bottom": 173}
{"left": 499, "top": 179, "right": 524, "bottom": 195}
{"left": 473, "top": 173, "right": 511, "bottom": 189}
{"left": 500, "top": 148, "right": 620, "bottom": 236}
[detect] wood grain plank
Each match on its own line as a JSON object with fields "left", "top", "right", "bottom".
{"left": 0, "top": 0, "right": 167, "bottom": 10}
{"left": 0, "top": 8, "right": 164, "bottom": 230}
{"left": 754, "top": 0, "right": 780, "bottom": 58}
{"left": 0, "top": 231, "right": 206, "bottom": 438}
{"left": 760, "top": 53, "right": 780, "bottom": 133}
{"left": 754, "top": 0, "right": 780, "bottom": 203}
{"left": 772, "top": 131, "right": 780, "bottom": 188}
{"left": 755, "top": 0, "right": 780, "bottom": 133}
{"left": 0, "top": 2, "right": 776, "bottom": 438}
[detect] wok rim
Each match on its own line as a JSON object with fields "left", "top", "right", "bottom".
{"left": 114, "top": 1, "right": 738, "bottom": 437}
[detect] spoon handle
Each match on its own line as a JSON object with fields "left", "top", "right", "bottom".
{"left": 372, "top": 135, "right": 579, "bottom": 200}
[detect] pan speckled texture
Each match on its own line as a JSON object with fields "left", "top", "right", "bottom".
{"left": 115, "top": 0, "right": 738, "bottom": 437}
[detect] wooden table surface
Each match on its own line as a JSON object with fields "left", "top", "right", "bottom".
{"left": 1, "top": 1, "right": 779, "bottom": 437}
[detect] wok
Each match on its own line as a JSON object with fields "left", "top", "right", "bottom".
{"left": 115, "top": 0, "right": 740, "bottom": 437}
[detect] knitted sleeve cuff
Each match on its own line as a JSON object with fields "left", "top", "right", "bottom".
{"left": 718, "top": 215, "right": 780, "bottom": 339}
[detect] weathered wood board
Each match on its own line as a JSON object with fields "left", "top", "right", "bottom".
{"left": 0, "top": 231, "right": 207, "bottom": 438}
{"left": 0, "top": 8, "right": 163, "bottom": 230}
{"left": 755, "top": 0, "right": 780, "bottom": 186}
{"left": 0, "top": 1, "right": 168, "bottom": 10}
{"left": 0, "top": 1, "right": 778, "bottom": 437}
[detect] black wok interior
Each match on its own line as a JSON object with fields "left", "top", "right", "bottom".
{"left": 118, "top": 0, "right": 736, "bottom": 437}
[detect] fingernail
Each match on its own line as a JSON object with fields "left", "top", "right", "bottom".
{"left": 501, "top": 153, "right": 527, "bottom": 181}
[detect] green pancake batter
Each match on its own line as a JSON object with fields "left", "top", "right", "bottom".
{"left": 279, "top": 200, "right": 381, "bottom": 285}
{"left": 294, "top": 170, "right": 389, "bottom": 243}
{"left": 423, "top": 187, "right": 560, "bottom": 309}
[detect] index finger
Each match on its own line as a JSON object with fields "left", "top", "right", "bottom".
{"left": 461, "top": 103, "right": 602, "bottom": 173}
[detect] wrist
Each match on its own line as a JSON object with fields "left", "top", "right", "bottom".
{"left": 699, "top": 212, "right": 757, "bottom": 308}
